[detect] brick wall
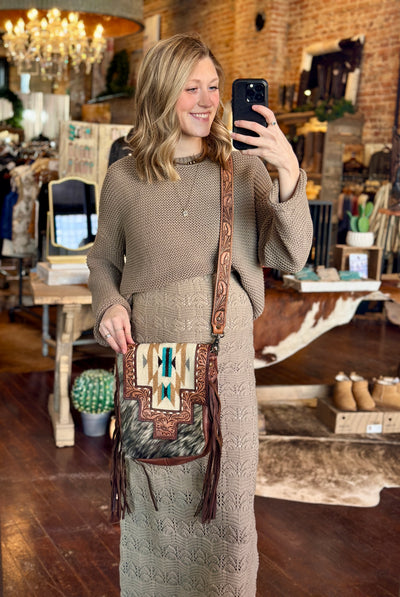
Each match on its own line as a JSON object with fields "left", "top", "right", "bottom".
{"left": 115, "top": 0, "right": 400, "bottom": 145}
{"left": 284, "top": 0, "right": 400, "bottom": 144}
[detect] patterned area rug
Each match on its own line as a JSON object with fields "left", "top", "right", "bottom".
{"left": 256, "top": 404, "right": 400, "bottom": 507}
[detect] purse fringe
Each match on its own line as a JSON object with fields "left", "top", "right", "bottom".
{"left": 196, "top": 353, "right": 223, "bottom": 523}
{"left": 112, "top": 352, "right": 223, "bottom": 524}
{"left": 110, "top": 362, "right": 130, "bottom": 522}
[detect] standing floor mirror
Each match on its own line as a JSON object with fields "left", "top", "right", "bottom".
{"left": 46, "top": 176, "right": 99, "bottom": 264}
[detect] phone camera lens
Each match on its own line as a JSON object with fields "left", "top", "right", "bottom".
{"left": 246, "top": 82, "right": 264, "bottom": 103}
{"left": 254, "top": 84, "right": 265, "bottom": 102}
{"left": 246, "top": 84, "right": 256, "bottom": 102}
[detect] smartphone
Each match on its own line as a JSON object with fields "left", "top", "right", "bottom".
{"left": 232, "top": 78, "right": 269, "bottom": 150}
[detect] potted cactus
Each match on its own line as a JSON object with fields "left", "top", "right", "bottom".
{"left": 71, "top": 369, "right": 114, "bottom": 436}
{"left": 346, "top": 201, "right": 375, "bottom": 247}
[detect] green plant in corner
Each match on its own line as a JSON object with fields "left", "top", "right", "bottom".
{"left": 71, "top": 369, "right": 114, "bottom": 414}
{"left": 347, "top": 201, "right": 374, "bottom": 232}
{"left": 315, "top": 97, "right": 355, "bottom": 122}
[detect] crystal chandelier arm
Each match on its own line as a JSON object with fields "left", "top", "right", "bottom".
{"left": 3, "top": 8, "right": 107, "bottom": 81}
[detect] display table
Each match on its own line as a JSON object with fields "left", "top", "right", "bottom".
{"left": 253, "top": 278, "right": 398, "bottom": 368}
{"left": 29, "top": 273, "right": 93, "bottom": 447}
{"left": 29, "top": 272, "right": 399, "bottom": 447}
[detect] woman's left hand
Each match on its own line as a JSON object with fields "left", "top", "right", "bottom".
{"left": 231, "top": 105, "right": 300, "bottom": 201}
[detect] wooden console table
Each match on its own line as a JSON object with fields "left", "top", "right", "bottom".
{"left": 29, "top": 273, "right": 93, "bottom": 447}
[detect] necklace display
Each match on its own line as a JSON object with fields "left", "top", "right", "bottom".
{"left": 173, "top": 164, "right": 200, "bottom": 217}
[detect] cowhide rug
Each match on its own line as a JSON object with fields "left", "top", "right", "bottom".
{"left": 256, "top": 404, "right": 400, "bottom": 507}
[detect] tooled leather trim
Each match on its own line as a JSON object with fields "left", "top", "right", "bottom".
{"left": 123, "top": 342, "right": 211, "bottom": 441}
{"left": 211, "top": 155, "right": 234, "bottom": 335}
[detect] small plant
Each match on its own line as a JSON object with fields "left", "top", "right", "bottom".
{"left": 315, "top": 98, "right": 355, "bottom": 122}
{"left": 347, "top": 202, "right": 374, "bottom": 232}
{"left": 72, "top": 369, "right": 114, "bottom": 414}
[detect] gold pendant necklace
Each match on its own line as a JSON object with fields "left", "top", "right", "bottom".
{"left": 173, "top": 164, "right": 200, "bottom": 217}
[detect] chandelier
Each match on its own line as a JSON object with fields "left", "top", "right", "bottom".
{"left": 3, "top": 8, "right": 107, "bottom": 81}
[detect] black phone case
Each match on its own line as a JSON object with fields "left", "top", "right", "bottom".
{"left": 232, "top": 78, "right": 268, "bottom": 150}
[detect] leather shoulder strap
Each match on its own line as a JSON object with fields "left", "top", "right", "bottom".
{"left": 211, "top": 155, "right": 234, "bottom": 336}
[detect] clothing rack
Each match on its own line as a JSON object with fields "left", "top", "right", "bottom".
{"left": 0, "top": 254, "right": 41, "bottom": 322}
{"left": 0, "top": 139, "right": 59, "bottom": 323}
{"left": 308, "top": 200, "right": 333, "bottom": 267}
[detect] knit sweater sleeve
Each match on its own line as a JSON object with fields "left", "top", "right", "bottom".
{"left": 254, "top": 161, "right": 313, "bottom": 272}
{"left": 87, "top": 167, "right": 132, "bottom": 346}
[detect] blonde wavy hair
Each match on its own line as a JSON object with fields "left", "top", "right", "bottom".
{"left": 129, "top": 33, "right": 232, "bottom": 182}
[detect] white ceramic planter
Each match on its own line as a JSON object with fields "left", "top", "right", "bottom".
{"left": 346, "top": 231, "right": 374, "bottom": 248}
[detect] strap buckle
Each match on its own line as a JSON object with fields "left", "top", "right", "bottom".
{"left": 211, "top": 333, "right": 224, "bottom": 354}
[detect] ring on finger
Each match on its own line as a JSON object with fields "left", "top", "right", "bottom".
{"left": 270, "top": 121, "right": 277, "bottom": 126}
{"left": 115, "top": 327, "right": 123, "bottom": 331}
{"left": 104, "top": 332, "right": 111, "bottom": 339}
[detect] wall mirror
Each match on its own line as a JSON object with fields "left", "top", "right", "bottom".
{"left": 47, "top": 176, "right": 99, "bottom": 264}
{"left": 297, "top": 34, "right": 365, "bottom": 107}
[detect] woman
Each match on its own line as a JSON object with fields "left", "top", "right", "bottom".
{"left": 87, "top": 33, "right": 313, "bottom": 597}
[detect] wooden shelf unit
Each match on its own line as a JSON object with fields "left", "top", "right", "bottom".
{"left": 334, "top": 244, "right": 383, "bottom": 280}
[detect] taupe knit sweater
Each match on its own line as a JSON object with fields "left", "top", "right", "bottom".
{"left": 87, "top": 151, "right": 313, "bottom": 345}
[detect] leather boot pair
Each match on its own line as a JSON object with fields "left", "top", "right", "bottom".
{"left": 372, "top": 377, "right": 400, "bottom": 409}
{"left": 333, "top": 372, "right": 375, "bottom": 411}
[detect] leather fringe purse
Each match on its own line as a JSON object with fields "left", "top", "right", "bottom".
{"left": 111, "top": 156, "right": 233, "bottom": 524}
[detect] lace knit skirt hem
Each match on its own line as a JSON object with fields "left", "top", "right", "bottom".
{"left": 120, "top": 274, "right": 259, "bottom": 597}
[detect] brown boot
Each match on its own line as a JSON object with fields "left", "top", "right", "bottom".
{"left": 379, "top": 376, "right": 400, "bottom": 391}
{"left": 333, "top": 372, "right": 357, "bottom": 411}
{"left": 372, "top": 378, "right": 400, "bottom": 409}
{"left": 350, "top": 372, "right": 375, "bottom": 411}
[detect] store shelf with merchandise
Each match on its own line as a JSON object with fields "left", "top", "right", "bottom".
{"left": 275, "top": 110, "right": 365, "bottom": 262}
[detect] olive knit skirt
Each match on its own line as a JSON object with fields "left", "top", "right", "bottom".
{"left": 119, "top": 273, "right": 259, "bottom": 597}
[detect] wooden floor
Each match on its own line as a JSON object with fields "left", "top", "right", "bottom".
{"left": 1, "top": 307, "right": 400, "bottom": 596}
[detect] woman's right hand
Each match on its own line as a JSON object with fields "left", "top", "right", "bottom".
{"left": 99, "top": 304, "right": 134, "bottom": 354}
{"left": 231, "top": 105, "right": 300, "bottom": 201}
